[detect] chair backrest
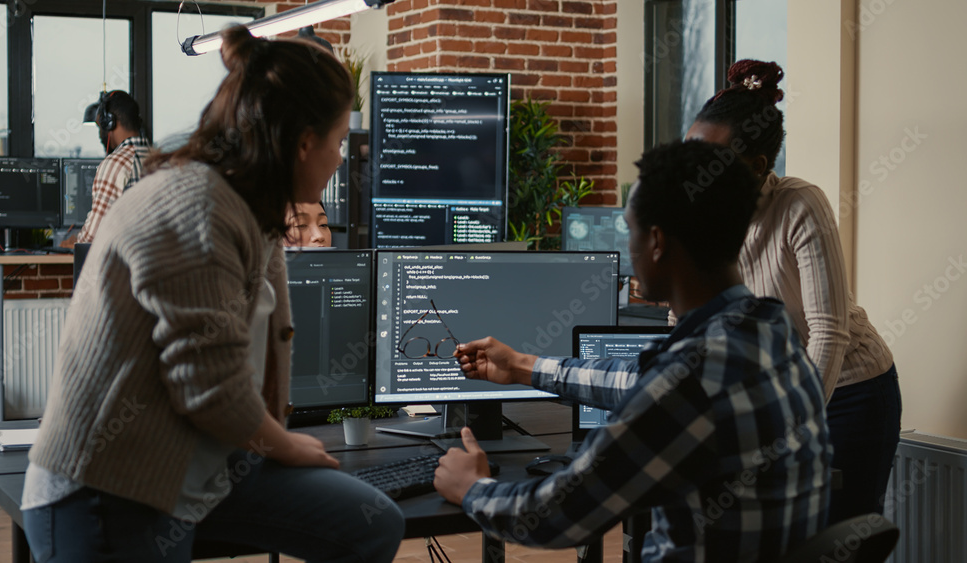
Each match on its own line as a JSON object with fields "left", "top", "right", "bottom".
{"left": 780, "top": 514, "right": 899, "bottom": 563}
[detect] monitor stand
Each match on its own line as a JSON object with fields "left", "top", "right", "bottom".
{"left": 376, "top": 401, "right": 550, "bottom": 453}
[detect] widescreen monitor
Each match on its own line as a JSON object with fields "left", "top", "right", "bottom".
{"left": 61, "top": 158, "right": 100, "bottom": 229}
{"left": 0, "top": 158, "right": 61, "bottom": 228}
{"left": 561, "top": 206, "right": 633, "bottom": 277}
{"left": 369, "top": 72, "right": 510, "bottom": 248}
{"left": 374, "top": 250, "right": 620, "bottom": 451}
{"left": 285, "top": 249, "right": 374, "bottom": 420}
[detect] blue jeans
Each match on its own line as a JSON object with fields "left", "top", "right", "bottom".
{"left": 826, "top": 364, "right": 902, "bottom": 524}
{"left": 23, "top": 451, "right": 405, "bottom": 563}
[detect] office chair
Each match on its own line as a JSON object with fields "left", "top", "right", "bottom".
{"left": 779, "top": 514, "right": 899, "bottom": 563}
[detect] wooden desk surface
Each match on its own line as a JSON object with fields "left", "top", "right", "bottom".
{"left": 0, "top": 254, "right": 74, "bottom": 265}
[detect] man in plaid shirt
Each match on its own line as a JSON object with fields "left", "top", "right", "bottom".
{"left": 436, "top": 141, "right": 832, "bottom": 562}
{"left": 62, "top": 91, "right": 151, "bottom": 247}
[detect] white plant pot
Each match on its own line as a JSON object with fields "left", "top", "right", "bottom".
{"left": 349, "top": 111, "right": 363, "bottom": 130}
{"left": 342, "top": 417, "right": 370, "bottom": 446}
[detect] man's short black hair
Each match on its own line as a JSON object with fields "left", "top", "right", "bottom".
{"left": 103, "top": 90, "right": 142, "bottom": 132}
{"left": 631, "top": 140, "right": 759, "bottom": 271}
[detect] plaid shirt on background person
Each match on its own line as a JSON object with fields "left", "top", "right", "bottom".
{"left": 461, "top": 285, "right": 832, "bottom": 562}
{"left": 75, "top": 136, "right": 151, "bottom": 243}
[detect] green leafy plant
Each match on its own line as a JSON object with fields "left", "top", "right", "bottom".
{"left": 339, "top": 47, "right": 369, "bottom": 112}
{"left": 620, "top": 181, "right": 634, "bottom": 207}
{"left": 507, "top": 99, "right": 594, "bottom": 250}
{"left": 326, "top": 403, "right": 396, "bottom": 424}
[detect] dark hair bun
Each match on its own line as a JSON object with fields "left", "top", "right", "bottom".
{"left": 725, "top": 59, "right": 784, "bottom": 104}
{"left": 219, "top": 25, "right": 262, "bottom": 72}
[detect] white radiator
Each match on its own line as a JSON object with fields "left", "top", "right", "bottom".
{"left": 1, "top": 298, "right": 70, "bottom": 419}
{"left": 885, "top": 431, "right": 967, "bottom": 563}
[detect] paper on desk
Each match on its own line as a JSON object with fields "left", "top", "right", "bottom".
{"left": 0, "top": 428, "right": 39, "bottom": 451}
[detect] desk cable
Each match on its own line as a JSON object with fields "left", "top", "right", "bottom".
{"left": 501, "top": 415, "right": 531, "bottom": 436}
{"left": 425, "top": 536, "right": 452, "bottom": 563}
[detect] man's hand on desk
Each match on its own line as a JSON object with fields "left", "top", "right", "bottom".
{"left": 434, "top": 427, "right": 491, "bottom": 505}
{"left": 454, "top": 337, "right": 538, "bottom": 386}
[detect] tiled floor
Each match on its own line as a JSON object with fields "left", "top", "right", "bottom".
{"left": 0, "top": 510, "right": 625, "bottom": 562}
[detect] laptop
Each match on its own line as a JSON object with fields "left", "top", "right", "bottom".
{"left": 568, "top": 325, "right": 673, "bottom": 455}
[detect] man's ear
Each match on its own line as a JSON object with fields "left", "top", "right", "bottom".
{"left": 750, "top": 154, "right": 769, "bottom": 177}
{"left": 650, "top": 225, "right": 665, "bottom": 262}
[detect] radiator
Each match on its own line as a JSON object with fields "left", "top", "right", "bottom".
{"left": 1, "top": 298, "right": 70, "bottom": 420}
{"left": 885, "top": 431, "right": 967, "bottom": 563}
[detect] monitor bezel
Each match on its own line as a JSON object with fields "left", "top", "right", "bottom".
{"left": 0, "top": 157, "right": 62, "bottom": 229}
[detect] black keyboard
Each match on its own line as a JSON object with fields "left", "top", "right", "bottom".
{"left": 351, "top": 452, "right": 500, "bottom": 502}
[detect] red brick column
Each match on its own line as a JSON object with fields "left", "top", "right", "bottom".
{"left": 384, "top": 0, "right": 619, "bottom": 204}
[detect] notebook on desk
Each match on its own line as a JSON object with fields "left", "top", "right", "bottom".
{"left": 567, "top": 325, "right": 672, "bottom": 455}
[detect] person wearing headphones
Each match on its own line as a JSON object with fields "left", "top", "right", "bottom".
{"left": 61, "top": 90, "right": 152, "bottom": 247}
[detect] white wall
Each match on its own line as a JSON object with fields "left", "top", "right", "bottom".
{"left": 616, "top": 0, "right": 645, "bottom": 197}
{"left": 852, "top": 0, "right": 967, "bottom": 439}
{"left": 349, "top": 6, "right": 389, "bottom": 130}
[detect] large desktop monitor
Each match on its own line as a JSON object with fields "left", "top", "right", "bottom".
{"left": 0, "top": 158, "right": 61, "bottom": 228}
{"left": 60, "top": 158, "right": 100, "bottom": 229}
{"left": 369, "top": 72, "right": 510, "bottom": 248}
{"left": 561, "top": 206, "right": 633, "bottom": 276}
{"left": 373, "top": 250, "right": 620, "bottom": 451}
{"left": 285, "top": 249, "right": 374, "bottom": 423}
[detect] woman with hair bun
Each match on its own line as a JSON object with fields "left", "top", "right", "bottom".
{"left": 686, "top": 59, "right": 901, "bottom": 525}
{"left": 21, "top": 26, "right": 403, "bottom": 562}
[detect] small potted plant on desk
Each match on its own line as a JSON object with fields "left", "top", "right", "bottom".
{"left": 326, "top": 403, "right": 397, "bottom": 446}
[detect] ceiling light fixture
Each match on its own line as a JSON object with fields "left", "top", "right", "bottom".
{"left": 181, "top": 0, "right": 394, "bottom": 56}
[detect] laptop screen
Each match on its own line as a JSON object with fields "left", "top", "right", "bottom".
{"left": 570, "top": 325, "right": 672, "bottom": 441}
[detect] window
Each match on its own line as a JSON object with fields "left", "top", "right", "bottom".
{"left": 33, "top": 16, "right": 131, "bottom": 158}
{"left": 3, "top": 1, "right": 263, "bottom": 158}
{"left": 735, "top": 0, "right": 787, "bottom": 175}
{"left": 644, "top": 0, "right": 734, "bottom": 148}
{"left": 151, "top": 12, "right": 254, "bottom": 145}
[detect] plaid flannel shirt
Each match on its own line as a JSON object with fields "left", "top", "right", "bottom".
{"left": 462, "top": 285, "right": 832, "bottom": 562}
{"left": 76, "top": 136, "right": 151, "bottom": 243}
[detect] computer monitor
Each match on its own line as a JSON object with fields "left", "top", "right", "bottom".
{"left": 561, "top": 206, "right": 633, "bottom": 277}
{"left": 570, "top": 325, "right": 672, "bottom": 444}
{"left": 0, "top": 158, "right": 61, "bottom": 228}
{"left": 369, "top": 72, "right": 510, "bottom": 248}
{"left": 60, "top": 158, "right": 100, "bottom": 229}
{"left": 374, "top": 250, "right": 620, "bottom": 451}
{"left": 285, "top": 249, "right": 374, "bottom": 424}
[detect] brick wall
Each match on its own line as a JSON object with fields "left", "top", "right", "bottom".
{"left": 3, "top": 263, "right": 73, "bottom": 300}
{"left": 384, "top": 0, "right": 619, "bottom": 204}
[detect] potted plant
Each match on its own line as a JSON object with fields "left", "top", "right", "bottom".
{"left": 339, "top": 46, "right": 369, "bottom": 130}
{"left": 507, "top": 98, "right": 595, "bottom": 250}
{"left": 326, "top": 403, "right": 397, "bottom": 446}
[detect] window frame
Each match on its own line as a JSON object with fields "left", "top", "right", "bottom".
{"left": 643, "top": 0, "right": 736, "bottom": 150}
{"left": 3, "top": 0, "right": 264, "bottom": 157}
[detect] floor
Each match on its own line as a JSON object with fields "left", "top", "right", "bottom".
{"left": 0, "top": 510, "right": 625, "bottom": 562}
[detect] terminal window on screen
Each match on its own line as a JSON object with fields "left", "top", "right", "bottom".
{"left": 370, "top": 73, "right": 509, "bottom": 248}
{"left": 286, "top": 251, "right": 373, "bottom": 409}
{"left": 374, "top": 252, "right": 620, "bottom": 404}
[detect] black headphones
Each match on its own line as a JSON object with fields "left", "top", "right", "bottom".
{"left": 97, "top": 91, "right": 117, "bottom": 132}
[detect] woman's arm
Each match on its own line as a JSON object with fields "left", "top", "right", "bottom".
{"left": 786, "top": 185, "right": 851, "bottom": 401}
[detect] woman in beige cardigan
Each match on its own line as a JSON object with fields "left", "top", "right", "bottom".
{"left": 23, "top": 26, "right": 403, "bottom": 562}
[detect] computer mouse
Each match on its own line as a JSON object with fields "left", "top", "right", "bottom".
{"left": 525, "top": 454, "right": 572, "bottom": 476}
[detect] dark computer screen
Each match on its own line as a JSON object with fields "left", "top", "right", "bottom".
{"left": 61, "top": 158, "right": 100, "bottom": 228}
{"left": 561, "top": 206, "right": 633, "bottom": 277}
{"left": 285, "top": 249, "right": 373, "bottom": 410}
{"left": 369, "top": 72, "right": 510, "bottom": 248}
{"left": 571, "top": 326, "right": 672, "bottom": 438}
{"left": 0, "top": 158, "right": 61, "bottom": 228}
{"left": 373, "top": 250, "right": 620, "bottom": 404}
